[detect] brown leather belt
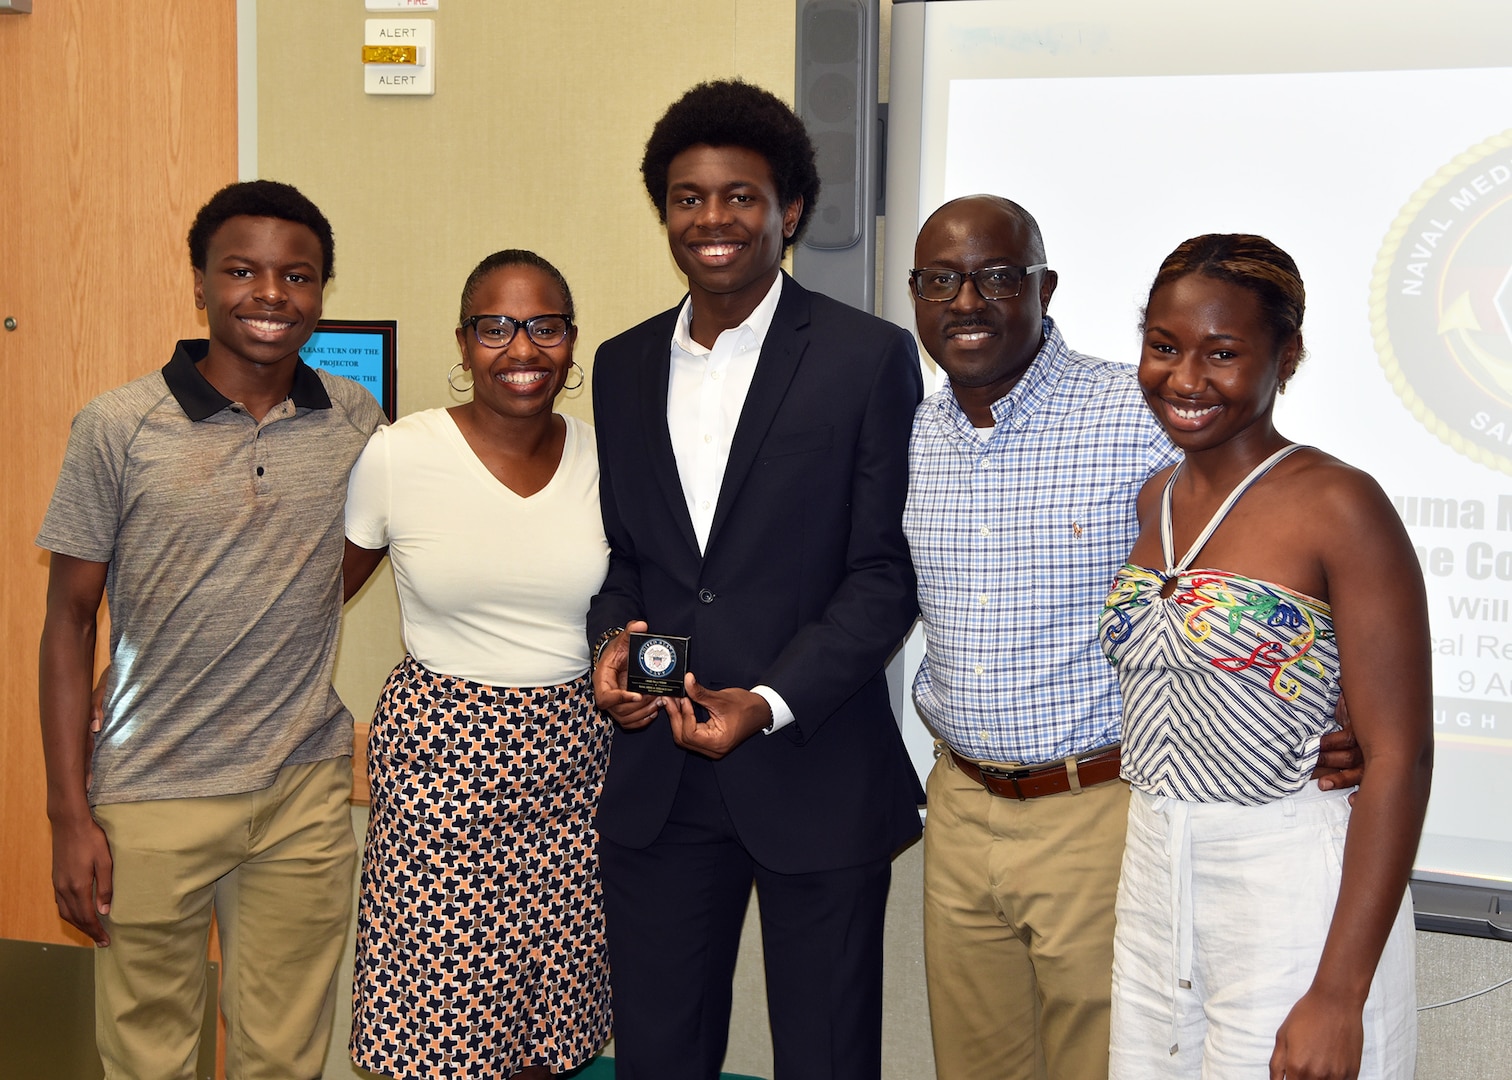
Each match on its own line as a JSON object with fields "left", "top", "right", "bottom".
{"left": 949, "top": 745, "right": 1122, "bottom": 800}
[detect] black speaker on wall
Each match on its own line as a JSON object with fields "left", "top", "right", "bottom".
{"left": 793, "top": 0, "right": 881, "bottom": 313}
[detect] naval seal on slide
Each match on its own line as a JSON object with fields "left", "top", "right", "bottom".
{"left": 1372, "top": 129, "right": 1512, "bottom": 474}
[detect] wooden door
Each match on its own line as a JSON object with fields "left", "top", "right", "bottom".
{"left": 0, "top": 0, "right": 237, "bottom": 946}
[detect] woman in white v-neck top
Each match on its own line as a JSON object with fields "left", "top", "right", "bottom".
{"left": 1101, "top": 235, "right": 1431, "bottom": 1080}
{"left": 342, "top": 251, "right": 610, "bottom": 1080}
{"left": 347, "top": 407, "right": 605, "bottom": 686}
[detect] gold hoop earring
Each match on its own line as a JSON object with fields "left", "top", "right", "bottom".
{"left": 448, "top": 362, "right": 473, "bottom": 393}
{"left": 563, "top": 361, "right": 584, "bottom": 392}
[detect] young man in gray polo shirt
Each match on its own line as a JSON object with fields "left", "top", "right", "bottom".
{"left": 37, "top": 180, "right": 385, "bottom": 1078}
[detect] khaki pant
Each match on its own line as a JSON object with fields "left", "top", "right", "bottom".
{"left": 92, "top": 757, "right": 356, "bottom": 1080}
{"left": 923, "top": 751, "right": 1129, "bottom": 1080}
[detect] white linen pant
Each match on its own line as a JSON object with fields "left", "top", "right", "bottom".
{"left": 1109, "top": 784, "right": 1415, "bottom": 1079}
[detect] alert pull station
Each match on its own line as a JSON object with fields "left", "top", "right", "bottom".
{"left": 364, "top": 19, "right": 434, "bottom": 96}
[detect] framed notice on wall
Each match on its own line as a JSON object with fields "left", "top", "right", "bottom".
{"left": 301, "top": 319, "right": 396, "bottom": 420}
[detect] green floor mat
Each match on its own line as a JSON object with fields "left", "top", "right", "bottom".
{"left": 572, "top": 1057, "right": 764, "bottom": 1080}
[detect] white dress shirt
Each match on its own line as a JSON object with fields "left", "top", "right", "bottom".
{"left": 667, "top": 275, "right": 794, "bottom": 732}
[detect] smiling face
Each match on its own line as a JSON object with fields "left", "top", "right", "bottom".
{"left": 192, "top": 215, "right": 324, "bottom": 372}
{"left": 1139, "top": 272, "right": 1301, "bottom": 456}
{"left": 454, "top": 264, "right": 577, "bottom": 422}
{"left": 912, "top": 197, "right": 1057, "bottom": 426}
{"left": 663, "top": 144, "right": 801, "bottom": 334}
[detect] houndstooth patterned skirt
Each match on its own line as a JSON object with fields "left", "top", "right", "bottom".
{"left": 350, "top": 655, "right": 612, "bottom": 1078}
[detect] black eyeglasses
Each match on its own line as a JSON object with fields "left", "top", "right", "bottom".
{"left": 909, "top": 264, "right": 1049, "bottom": 302}
{"left": 462, "top": 313, "right": 574, "bottom": 349}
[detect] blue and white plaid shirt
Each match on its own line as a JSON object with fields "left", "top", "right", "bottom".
{"left": 905, "top": 318, "right": 1178, "bottom": 764}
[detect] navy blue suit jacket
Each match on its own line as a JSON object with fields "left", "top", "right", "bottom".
{"left": 588, "top": 274, "right": 925, "bottom": 875}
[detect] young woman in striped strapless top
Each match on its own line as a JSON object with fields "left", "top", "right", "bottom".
{"left": 1101, "top": 234, "right": 1431, "bottom": 1080}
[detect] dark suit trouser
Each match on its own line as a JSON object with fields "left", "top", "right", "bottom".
{"left": 599, "top": 755, "right": 891, "bottom": 1080}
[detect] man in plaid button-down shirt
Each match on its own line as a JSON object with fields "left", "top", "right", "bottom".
{"left": 905, "top": 194, "right": 1174, "bottom": 1080}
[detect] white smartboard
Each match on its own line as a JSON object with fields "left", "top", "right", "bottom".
{"left": 884, "top": 0, "right": 1512, "bottom": 894}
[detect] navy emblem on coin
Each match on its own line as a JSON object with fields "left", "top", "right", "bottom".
{"left": 627, "top": 632, "right": 690, "bottom": 696}
{"left": 638, "top": 638, "right": 676, "bottom": 677}
{"left": 1372, "top": 129, "right": 1512, "bottom": 473}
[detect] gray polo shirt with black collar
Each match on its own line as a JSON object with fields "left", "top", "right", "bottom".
{"left": 38, "top": 339, "right": 386, "bottom": 805}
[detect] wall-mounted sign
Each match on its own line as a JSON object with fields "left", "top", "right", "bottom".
{"left": 303, "top": 319, "right": 397, "bottom": 421}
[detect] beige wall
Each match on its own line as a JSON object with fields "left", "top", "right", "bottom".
{"left": 255, "top": 0, "right": 794, "bottom": 717}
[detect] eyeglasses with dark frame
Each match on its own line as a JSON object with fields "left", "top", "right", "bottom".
{"left": 461, "top": 313, "right": 574, "bottom": 349}
{"left": 909, "top": 264, "right": 1050, "bottom": 302}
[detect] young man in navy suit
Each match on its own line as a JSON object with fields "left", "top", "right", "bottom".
{"left": 589, "top": 81, "right": 924, "bottom": 1080}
